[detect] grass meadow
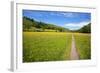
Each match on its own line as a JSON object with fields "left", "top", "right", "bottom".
{"left": 74, "top": 33, "right": 91, "bottom": 59}
{"left": 23, "top": 32, "right": 91, "bottom": 62}
{"left": 23, "top": 32, "right": 72, "bottom": 62}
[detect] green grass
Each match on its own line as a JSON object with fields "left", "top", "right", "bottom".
{"left": 74, "top": 33, "right": 91, "bottom": 59}
{"left": 23, "top": 32, "right": 91, "bottom": 62}
{"left": 23, "top": 32, "right": 72, "bottom": 62}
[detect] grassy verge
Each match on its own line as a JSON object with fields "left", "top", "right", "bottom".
{"left": 74, "top": 33, "right": 91, "bottom": 59}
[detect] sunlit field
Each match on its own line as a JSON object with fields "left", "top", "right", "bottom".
{"left": 23, "top": 32, "right": 72, "bottom": 62}
{"left": 74, "top": 33, "right": 91, "bottom": 59}
{"left": 23, "top": 32, "right": 91, "bottom": 62}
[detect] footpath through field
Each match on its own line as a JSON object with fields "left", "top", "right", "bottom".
{"left": 70, "top": 34, "right": 79, "bottom": 60}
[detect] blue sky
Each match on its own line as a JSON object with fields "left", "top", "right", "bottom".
{"left": 23, "top": 10, "right": 91, "bottom": 30}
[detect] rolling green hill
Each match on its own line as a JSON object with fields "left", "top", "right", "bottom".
{"left": 23, "top": 16, "right": 91, "bottom": 33}
{"left": 78, "top": 23, "right": 91, "bottom": 33}
{"left": 23, "top": 16, "right": 69, "bottom": 32}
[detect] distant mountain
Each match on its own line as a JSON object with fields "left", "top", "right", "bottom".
{"left": 23, "top": 16, "right": 69, "bottom": 32}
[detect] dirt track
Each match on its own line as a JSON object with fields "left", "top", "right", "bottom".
{"left": 70, "top": 35, "right": 79, "bottom": 60}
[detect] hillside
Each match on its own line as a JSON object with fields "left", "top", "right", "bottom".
{"left": 23, "top": 16, "right": 69, "bottom": 32}
{"left": 78, "top": 23, "right": 91, "bottom": 33}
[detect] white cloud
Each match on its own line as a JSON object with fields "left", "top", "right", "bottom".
{"left": 49, "top": 12, "right": 75, "bottom": 18}
{"left": 60, "top": 12, "right": 74, "bottom": 17}
{"left": 64, "top": 21, "right": 90, "bottom": 30}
